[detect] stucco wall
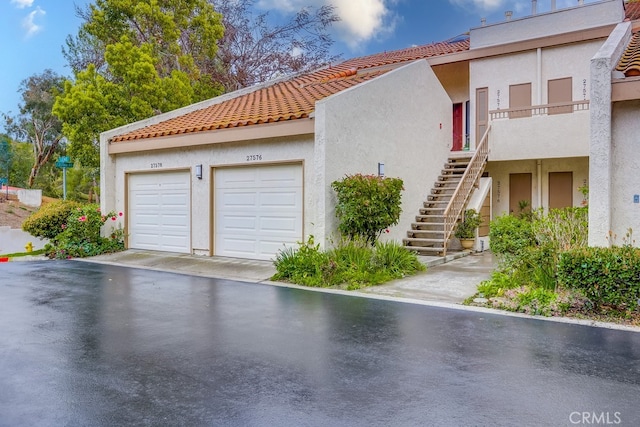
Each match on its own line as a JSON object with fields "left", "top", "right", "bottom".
{"left": 470, "top": 0, "right": 622, "bottom": 49}
{"left": 610, "top": 100, "right": 640, "bottom": 246}
{"left": 314, "top": 60, "right": 452, "bottom": 246}
{"left": 485, "top": 157, "right": 589, "bottom": 216}
{"left": 470, "top": 40, "right": 601, "bottom": 158}
{"left": 105, "top": 135, "right": 315, "bottom": 254}
{"left": 589, "top": 21, "right": 632, "bottom": 246}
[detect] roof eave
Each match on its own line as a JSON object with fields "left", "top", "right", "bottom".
{"left": 108, "top": 117, "right": 315, "bottom": 154}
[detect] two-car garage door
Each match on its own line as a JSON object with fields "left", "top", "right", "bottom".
{"left": 215, "top": 164, "right": 303, "bottom": 261}
{"left": 127, "top": 164, "right": 302, "bottom": 260}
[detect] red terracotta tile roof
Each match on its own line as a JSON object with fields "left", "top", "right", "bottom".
{"left": 616, "top": 31, "right": 640, "bottom": 77}
{"left": 110, "top": 38, "right": 470, "bottom": 143}
{"left": 626, "top": 0, "right": 640, "bottom": 21}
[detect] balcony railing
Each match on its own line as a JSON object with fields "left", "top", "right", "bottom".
{"left": 489, "top": 100, "right": 590, "bottom": 120}
{"left": 442, "top": 124, "right": 491, "bottom": 255}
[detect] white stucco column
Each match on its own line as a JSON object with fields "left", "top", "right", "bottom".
{"left": 313, "top": 103, "right": 329, "bottom": 249}
{"left": 588, "top": 22, "right": 630, "bottom": 246}
{"left": 99, "top": 133, "right": 117, "bottom": 214}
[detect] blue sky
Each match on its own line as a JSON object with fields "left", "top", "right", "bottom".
{"left": 0, "top": 0, "right": 595, "bottom": 125}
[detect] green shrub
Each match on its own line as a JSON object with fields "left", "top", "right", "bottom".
{"left": 489, "top": 214, "right": 535, "bottom": 260}
{"left": 272, "top": 237, "right": 424, "bottom": 289}
{"left": 477, "top": 271, "right": 520, "bottom": 298}
{"left": 271, "top": 236, "right": 336, "bottom": 287}
{"left": 22, "top": 200, "right": 82, "bottom": 239}
{"left": 48, "top": 204, "right": 125, "bottom": 259}
{"left": 489, "top": 208, "right": 589, "bottom": 290}
{"left": 558, "top": 246, "right": 640, "bottom": 311}
{"left": 331, "top": 174, "right": 403, "bottom": 245}
{"left": 373, "top": 240, "right": 425, "bottom": 276}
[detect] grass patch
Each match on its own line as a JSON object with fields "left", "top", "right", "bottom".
{"left": 0, "top": 248, "right": 47, "bottom": 258}
{"left": 272, "top": 237, "right": 425, "bottom": 290}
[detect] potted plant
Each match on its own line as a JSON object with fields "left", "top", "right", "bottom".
{"left": 454, "top": 209, "right": 482, "bottom": 251}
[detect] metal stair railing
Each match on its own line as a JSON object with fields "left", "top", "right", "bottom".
{"left": 441, "top": 125, "right": 491, "bottom": 256}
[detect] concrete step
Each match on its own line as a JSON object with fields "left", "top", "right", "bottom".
{"left": 407, "top": 229, "right": 445, "bottom": 238}
{"left": 403, "top": 237, "right": 445, "bottom": 245}
{"left": 411, "top": 222, "right": 445, "bottom": 230}
{"left": 419, "top": 207, "right": 445, "bottom": 215}
{"left": 415, "top": 214, "right": 444, "bottom": 221}
{"left": 438, "top": 174, "right": 462, "bottom": 182}
{"left": 404, "top": 246, "right": 447, "bottom": 255}
{"left": 423, "top": 200, "right": 449, "bottom": 207}
{"left": 434, "top": 181, "right": 459, "bottom": 188}
{"left": 431, "top": 188, "right": 455, "bottom": 195}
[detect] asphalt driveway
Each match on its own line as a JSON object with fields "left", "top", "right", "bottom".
{"left": 1, "top": 261, "right": 639, "bottom": 426}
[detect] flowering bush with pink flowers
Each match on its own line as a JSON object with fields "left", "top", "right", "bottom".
{"left": 46, "top": 203, "right": 125, "bottom": 259}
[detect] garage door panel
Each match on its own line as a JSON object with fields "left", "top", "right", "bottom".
{"left": 129, "top": 172, "right": 191, "bottom": 254}
{"left": 259, "top": 191, "right": 297, "bottom": 207}
{"left": 162, "top": 215, "right": 189, "bottom": 227}
{"left": 260, "top": 216, "right": 299, "bottom": 233}
{"left": 220, "top": 191, "right": 258, "bottom": 207}
{"left": 134, "top": 215, "right": 161, "bottom": 227}
{"left": 217, "top": 168, "right": 258, "bottom": 188}
{"left": 215, "top": 164, "right": 302, "bottom": 260}
{"left": 219, "top": 215, "right": 257, "bottom": 231}
{"left": 220, "top": 237, "right": 257, "bottom": 254}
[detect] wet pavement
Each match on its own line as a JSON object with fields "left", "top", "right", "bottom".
{"left": 1, "top": 261, "right": 639, "bottom": 426}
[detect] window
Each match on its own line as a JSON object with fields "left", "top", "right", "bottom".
{"left": 548, "top": 77, "right": 572, "bottom": 115}
{"left": 509, "top": 83, "right": 532, "bottom": 118}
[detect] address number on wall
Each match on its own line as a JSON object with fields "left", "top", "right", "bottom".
{"left": 150, "top": 162, "right": 163, "bottom": 168}
{"left": 246, "top": 154, "right": 263, "bottom": 161}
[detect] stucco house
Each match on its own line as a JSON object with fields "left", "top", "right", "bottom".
{"left": 100, "top": 0, "right": 640, "bottom": 260}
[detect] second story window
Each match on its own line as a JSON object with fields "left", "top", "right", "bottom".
{"left": 548, "top": 77, "right": 573, "bottom": 114}
{"left": 509, "top": 83, "right": 532, "bottom": 118}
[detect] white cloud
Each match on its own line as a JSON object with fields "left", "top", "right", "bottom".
{"left": 256, "top": 0, "right": 399, "bottom": 51}
{"left": 22, "top": 6, "right": 45, "bottom": 39}
{"left": 11, "top": 0, "right": 34, "bottom": 9}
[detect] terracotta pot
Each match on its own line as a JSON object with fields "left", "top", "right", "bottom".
{"left": 460, "top": 238, "right": 475, "bottom": 251}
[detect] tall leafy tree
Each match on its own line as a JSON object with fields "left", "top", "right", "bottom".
{"left": 58, "top": 0, "right": 339, "bottom": 168}
{"left": 3, "top": 70, "right": 66, "bottom": 188}
{"left": 64, "top": 1, "right": 340, "bottom": 91}
{"left": 56, "top": 0, "right": 226, "bottom": 168}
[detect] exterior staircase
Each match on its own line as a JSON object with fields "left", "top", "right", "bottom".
{"left": 403, "top": 126, "right": 491, "bottom": 256}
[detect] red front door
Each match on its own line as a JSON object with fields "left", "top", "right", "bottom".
{"left": 452, "top": 103, "right": 463, "bottom": 151}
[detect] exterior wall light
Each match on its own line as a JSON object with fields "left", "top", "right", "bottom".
{"left": 378, "top": 162, "right": 385, "bottom": 177}
{"left": 195, "top": 164, "right": 203, "bottom": 180}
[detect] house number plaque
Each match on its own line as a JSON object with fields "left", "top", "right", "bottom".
{"left": 246, "top": 154, "right": 263, "bottom": 161}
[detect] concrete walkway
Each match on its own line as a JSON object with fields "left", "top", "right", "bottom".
{"left": 84, "top": 249, "right": 495, "bottom": 304}
{"left": 358, "top": 251, "right": 495, "bottom": 304}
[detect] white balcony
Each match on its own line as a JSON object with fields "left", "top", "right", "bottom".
{"left": 487, "top": 100, "right": 590, "bottom": 161}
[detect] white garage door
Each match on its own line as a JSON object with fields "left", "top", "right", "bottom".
{"left": 215, "top": 164, "right": 303, "bottom": 260}
{"left": 128, "top": 171, "right": 191, "bottom": 253}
